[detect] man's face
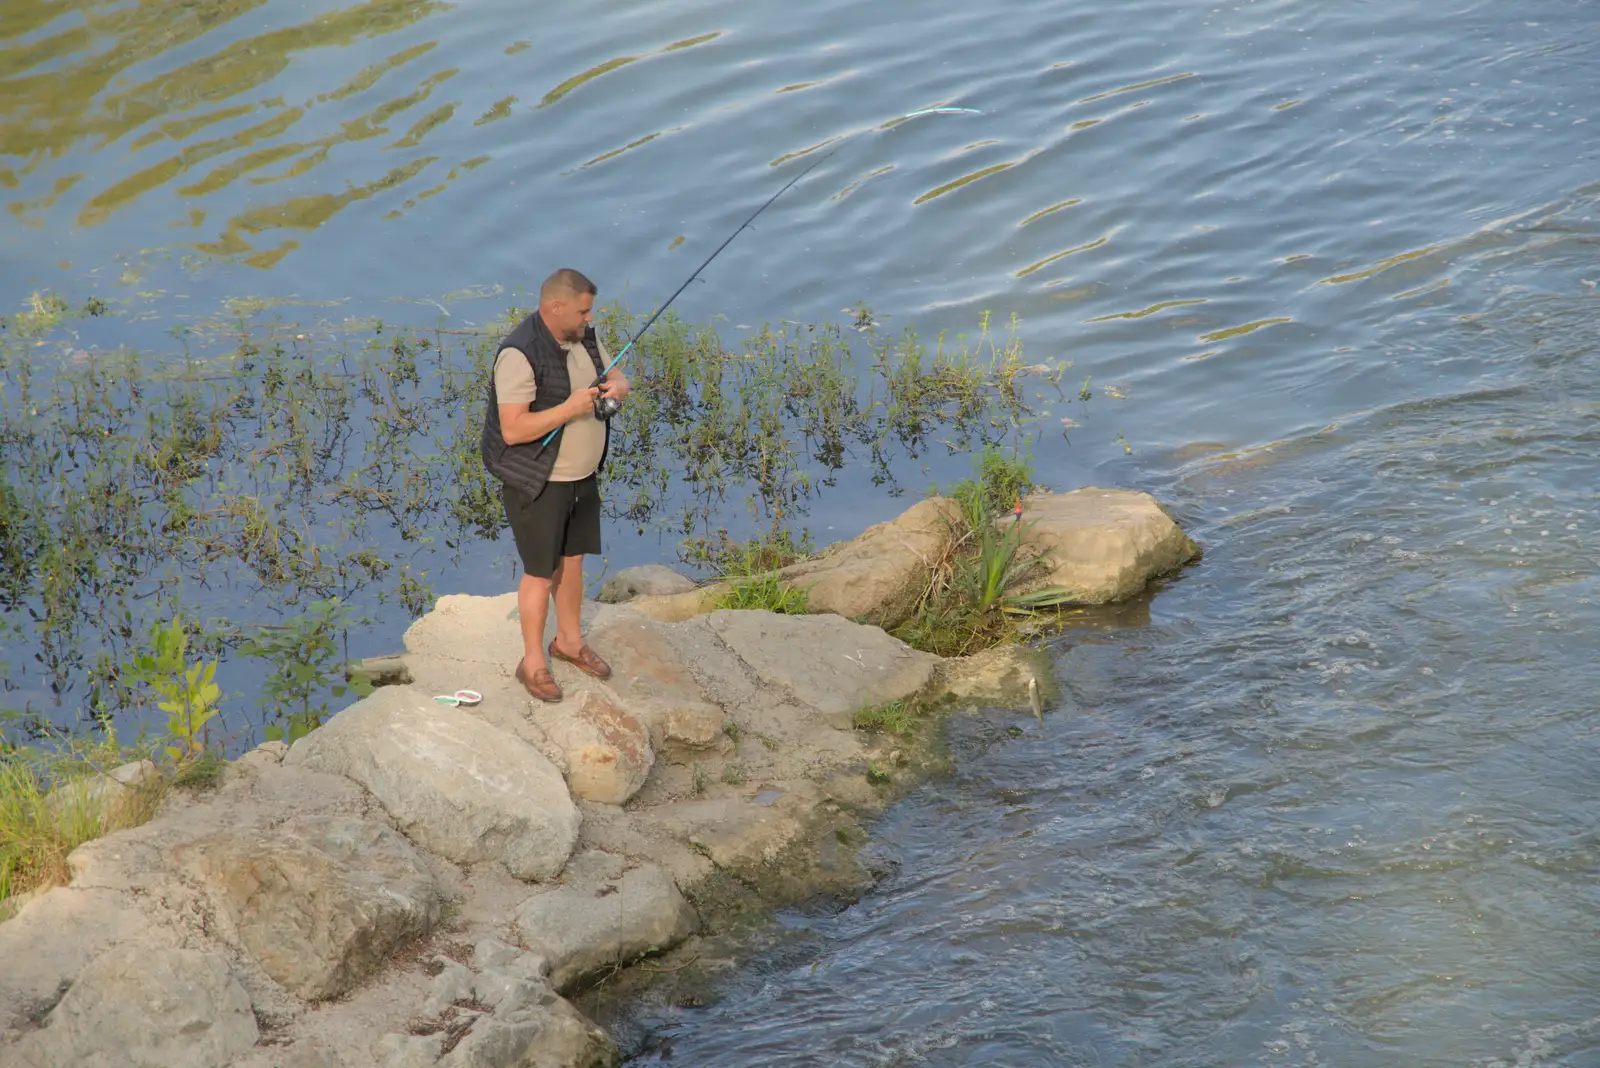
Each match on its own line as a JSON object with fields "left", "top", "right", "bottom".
{"left": 547, "top": 291, "right": 595, "bottom": 342}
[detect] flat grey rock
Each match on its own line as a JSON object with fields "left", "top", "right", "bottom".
{"left": 174, "top": 814, "right": 439, "bottom": 1000}
{"left": 705, "top": 610, "right": 939, "bottom": 728}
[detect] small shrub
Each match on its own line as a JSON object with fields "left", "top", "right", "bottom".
{"left": 720, "top": 762, "right": 748, "bottom": 786}
{"left": 125, "top": 619, "right": 222, "bottom": 764}
{"left": 722, "top": 722, "right": 744, "bottom": 747}
{"left": 866, "top": 762, "right": 892, "bottom": 785}
{"left": 944, "top": 441, "right": 1036, "bottom": 520}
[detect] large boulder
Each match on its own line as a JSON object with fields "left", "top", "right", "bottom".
{"left": 523, "top": 689, "right": 654, "bottom": 806}
{"left": 774, "top": 496, "right": 959, "bottom": 628}
{"left": 7, "top": 946, "right": 258, "bottom": 1068}
{"left": 596, "top": 564, "right": 697, "bottom": 604}
{"left": 284, "top": 687, "right": 580, "bottom": 881}
{"left": 172, "top": 814, "right": 439, "bottom": 1000}
{"left": 704, "top": 610, "right": 939, "bottom": 730}
{"left": 401, "top": 592, "right": 525, "bottom": 667}
{"left": 514, "top": 856, "right": 697, "bottom": 993}
{"left": 1013, "top": 488, "right": 1199, "bottom": 602}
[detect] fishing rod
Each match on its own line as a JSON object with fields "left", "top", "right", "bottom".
{"left": 542, "top": 149, "right": 837, "bottom": 444}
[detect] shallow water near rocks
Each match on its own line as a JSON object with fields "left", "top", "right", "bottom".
{"left": 5, "top": 0, "right": 1600, "bottom": 1061}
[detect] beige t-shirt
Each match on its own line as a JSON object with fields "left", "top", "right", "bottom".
{"left": 492, "top": 339, "right": 607, "bottom": 482}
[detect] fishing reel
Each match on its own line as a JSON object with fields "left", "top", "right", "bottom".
{"left": 593, "top": 394, "right": 623, "bottom": 420}
{"left": 592, "top": 380, "right": 623, "bottom": 421}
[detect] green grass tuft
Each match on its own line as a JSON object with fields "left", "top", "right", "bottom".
{"left": 0, "top": 741, "right": 167, "bottom": 904}
{"left": 853, "top": 700, "right": 915, "bottom": 736}
{"left": 713, "top": 574, "right": 810, "bottom": 615}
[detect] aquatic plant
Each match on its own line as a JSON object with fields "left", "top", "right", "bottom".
{"left": 237, "top": 598, "right": 373, "bottom": 743}
{"left": 0, "top": 290, "right": 1064, "bottom": 748}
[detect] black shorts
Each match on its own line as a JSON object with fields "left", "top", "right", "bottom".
{"left": 503, "top": 475, "right": 602, "bottom": 579}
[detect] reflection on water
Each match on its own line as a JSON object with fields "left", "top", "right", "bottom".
{"left": 0, "top": 1, "right": 726, "bottom": 267}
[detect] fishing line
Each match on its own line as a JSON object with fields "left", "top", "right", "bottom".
{"left": 539, "top": 103, "right": 983, "bottom": 445}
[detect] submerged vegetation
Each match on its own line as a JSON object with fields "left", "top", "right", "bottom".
{"left": 1, "top": 292, "right": 1069, "bottom": 755}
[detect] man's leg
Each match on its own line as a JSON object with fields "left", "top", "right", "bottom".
{"left": 504, "top": 480, "right": 564, "bottom": 701}
{"left": 549, "top": 554, "right": 586, "bottom": 657}
{"left": 543, "top": 474, "right": 611, "bottom": 679}
{"left": 518, "top": 572, "right": 554, "bottom": 672}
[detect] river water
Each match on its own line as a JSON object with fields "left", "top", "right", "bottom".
{"left": 4, "top": 0, "right": 1599, "bottom": 1063}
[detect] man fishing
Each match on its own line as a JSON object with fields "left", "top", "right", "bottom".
{"left": 481, "top": 268, "right": 628, "bottom": 702}
{"left": 479, "top": 160, "right": 828, "bottom": 701}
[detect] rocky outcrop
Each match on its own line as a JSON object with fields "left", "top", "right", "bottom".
{"left": 0, "top": 489, "right": 1196, "bottom": 1068}
{"left": 773, "top": 496, "right": 959, "bottom": 628}
{"left": 370, "top": 941, "right": 618, "bottom": 1068}
{"left": 283, "top": 687, "right": 580, "bottom": 881}
{"left": 934, "top": 644, "right": 1061, "bottom": 712}
{"left": 1013, "top": 487, "right": 1199, "bottom": 602}
{"left": 174, "top": 815, "right": 440, "bottom": 1000}
{"left": 628, "top": 489, "right": 1196, "bottom": 626}
{"left": 579, "top": 614, "right": 725, "bottom": 756}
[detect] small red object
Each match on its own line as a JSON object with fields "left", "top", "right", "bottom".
{"left": 1013, "top": 496, "right": 1023, "bottom": 517}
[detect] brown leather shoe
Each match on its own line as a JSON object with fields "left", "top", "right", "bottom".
{"left": 515, "top": 659, "right": 563, "bottom": 702}
{"left": 548, "top": 638, "right": 612, "bottom": 680}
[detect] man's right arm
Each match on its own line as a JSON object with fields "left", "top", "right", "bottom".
{"left": 493, "top": 346, "right": 599, "bottom": 444}
{"left": 498, "top": 391, "right": 597, "bottom": 445}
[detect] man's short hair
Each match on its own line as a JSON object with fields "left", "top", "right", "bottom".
{"left": 540, "top": 268, "right": 597, "bottom": 302}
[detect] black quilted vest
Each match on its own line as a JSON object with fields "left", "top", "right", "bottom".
{"left": 480, "top": 311, "right": 609, "bottom": 500}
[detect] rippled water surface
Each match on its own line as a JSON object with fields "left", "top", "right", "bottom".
{"left": 5, "top": 0, "right": 1599, "bottom": 1062}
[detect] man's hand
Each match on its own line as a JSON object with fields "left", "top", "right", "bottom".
{"left": 598, "top": 371, "right": 630, "bottom": 404}
{"left": 563, "top": 385, "right": 601, "bottom": 419}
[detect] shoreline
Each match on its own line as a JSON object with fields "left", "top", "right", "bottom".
{"left": 0, "top": 489, "right": 1196, "bottom": 1068}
